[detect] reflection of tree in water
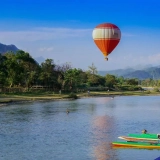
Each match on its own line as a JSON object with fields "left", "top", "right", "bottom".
{"left": 91, "top": 115, "right": 118, "bottom": 160}
{"left": 41, "top": 102, "right": 80, "bottom": 117}
{"left": 8, "top": 108, "right": 32, "bottom": 115}
{"left": 1, "top": 107, "right": 34, "bottom": 134}
{"left": 5, "top": 107, "right": 33, "bottom": 123}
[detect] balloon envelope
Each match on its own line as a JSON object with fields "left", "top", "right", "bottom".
{"left": 92, "top": 23, "right": 121, "bottom": 60}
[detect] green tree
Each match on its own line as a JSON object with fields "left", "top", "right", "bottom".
{"left": 116, "top": 76, "right": 125, "bottom": 85}
{"left": 105, "top": 74, "right": 117, "bottom": 88}
{"left": 15, "top": 50, "right": 38, "bottom": 88}
{"left": 0, "top": 54, "right": 7, "bottom": 86}
{"left": 64, "top": 68, "right": 82, "bottom": 91}
{"left": 86, "top": 63, "right": 99, "bottom": 86}
{"left": 39, "top": 59, "right": 56, "bottom": 88}
{"left": 126, "top": 78, "right": 138, "bottom": 85}
{"left": 78, "top": 70, "right": 88, "bottom": 87}
{"left": 54, "top": 62, "right": 72, "bottom": 90}
{"left": 4, "top": 52, "right": 21, "bottom": 87}
{"left": 97, "top": 75, "right": 106, "bottom": 86}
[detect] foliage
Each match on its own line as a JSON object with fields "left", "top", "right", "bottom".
{"left": 39, "top": 59, "right": 56, "bottom": 87}
{"left": 3, "top": 51, "right": 39, "bottom": 88}
{"left": 115, "top": 85, "right": 142, "bottom": 91}
{"left": 64, "top": 68, "right": 83, "bottom": 91}
{"left": 86, "top": 63, "right": 100, "bottom": 86}
{"left": 126, "top": 78, "right": 138, "bottom": 85}
{"left": 68, "top": 92, "right": 78, "bottom": 99}
{"left": 1, "top": 51, "right": 156, "bottom": 94}
{"left": 0, "top": 54, "right": 7, "bottom": 86}
{"left": 145, "top": 90, "right": 151, "bottom": 94}
{"left": 105, "top": 74, "right": 117, "bottom": 88}
{"left": 116, "top": 76, "right": 125, "bottom": 85}
{"left": 141, "top": 78, "right": 160, "bottom": 87}
{"left": 153, "top": 87, "right": 159, "bottom": 92}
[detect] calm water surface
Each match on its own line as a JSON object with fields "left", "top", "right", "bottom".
{"left": 0, "top": 96, "right": 160, "bottom": 160}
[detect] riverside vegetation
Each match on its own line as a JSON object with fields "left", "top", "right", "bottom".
{"left": 0, "top": 50, "right": 160, "bottom": 104}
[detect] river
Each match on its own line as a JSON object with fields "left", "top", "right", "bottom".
{"left": 0, "top": 96, "right": 160, "bottom": 160}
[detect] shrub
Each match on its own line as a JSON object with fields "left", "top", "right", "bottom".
{"left": 146, "top": 90, "right": 150, "bottom": 94}
{"left": 68, "top": 92, "right": 78, "bottom": 99}
{"left": 115, "top": 85, "right": 141, "bottom": 91}
{"left": 153, "top": 88, "right": 159, "bottom": 92}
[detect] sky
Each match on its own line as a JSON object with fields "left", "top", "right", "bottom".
{"left": 0, "top": 0, "right": 160, "bottom": 71}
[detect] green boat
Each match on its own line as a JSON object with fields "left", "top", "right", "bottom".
{"left": 118, "top": 132, "right": 160, "bottom": 143}
{"left": 112, "top": 141, "right": 160, "bottom": 149}
{"left": 128, "top": 133, "right": 160, "bottom": 139}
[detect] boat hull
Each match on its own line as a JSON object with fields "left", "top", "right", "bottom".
{"left": 112, "top": 141, "right": 160, "bottom": 149}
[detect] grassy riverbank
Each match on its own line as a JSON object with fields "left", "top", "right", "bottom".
{"left": 0, "top": 90, "right": 160, "bottom": 105}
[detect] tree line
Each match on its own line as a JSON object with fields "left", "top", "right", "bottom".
{"left": 0, "top": 50, "right": 156, "bottom": 93}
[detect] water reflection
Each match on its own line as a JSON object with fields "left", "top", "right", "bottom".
{"left": 6, "top": 107, "right": 32, "bottom": 115}
{"left": 93, "top": 97, "right": 115, "bottom": 105}
{"left": 4, "top": 106, "right": 33, "bottom": 123}
{"left": 92, "top": 115, "right": 117, "bottom": 160}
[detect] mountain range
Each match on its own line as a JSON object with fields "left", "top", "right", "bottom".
{"left": 0, "top": 42, "right": 45, "bottom": 64}
{"left": 98, "top": 66, "right": 160, "bottom": 80}
{"left": 0, "top": 43, "right": 19, "bottom": 54}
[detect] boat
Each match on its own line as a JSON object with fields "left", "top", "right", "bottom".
{"left": 118, "top": 135, "right": 160, "bottom": 143}
{"left": 112, "top": 141, "right": 160, "bottom": 149}
{"left": 128, "top": 133, "right": 160, "bottom": 139}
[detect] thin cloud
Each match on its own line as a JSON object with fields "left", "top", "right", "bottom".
{"left": 148, "top": 53, "right": 160, "bottom": 63}
{"left": 119, "top": 53, "right": 160, "bottom": 66}
{"left": 39, "top": 47, "right": 54, "bottom": 52}
{"left": 133, "top": 54, "right": 160, "bottom": 64}
{"left": 0, "top": 27, "right": 135, "bottom": 45}
{"left": 0, "top": 27, "right": 92, "bottom": 43}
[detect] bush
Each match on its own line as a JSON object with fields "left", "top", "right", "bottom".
{"left": 146, "top": 90, "right": 150, "bottom": 94}
{"left": 153, "top": 88, "right": 159, "bottom": 92}
{"left": 115, "top": 85, "right": 141, "bottom": 91}
{"left": 68, "top": 92, "right": 78, "bottom": 99}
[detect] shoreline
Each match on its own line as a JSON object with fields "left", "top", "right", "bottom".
{"left": 0, "top": 91, "right": 160, "bottom": 106}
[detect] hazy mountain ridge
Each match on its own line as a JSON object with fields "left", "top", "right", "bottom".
{"left": 98, "top": 66, "right": 160, "bottom": 80}
{"left": 0, "top": 43, "right": 19, "bottom": 54}
{"left": 123, "top": 70, "right": 152, "bottom": 79}
{"left": 0, "top": 43, "right": 45, "bottom": 64}
{"left": 98, "top": 68, "right": 135, "bottom": 77}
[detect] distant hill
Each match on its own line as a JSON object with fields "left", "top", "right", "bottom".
{"left": 0, "top": 43, "right": 19, "bottom": 54}
{"left": 123, "top": 70, "right": 152, "bottom": 79}
{"left": 98, "top": 66, "right": 160, "bottom": 80}
{"left": 0, "top": 42, "right": 46, "bottom": 64}
{"left": 98, "top": 68, "right": 135, "bottom": 77}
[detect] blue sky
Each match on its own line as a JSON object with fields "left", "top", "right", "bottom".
{"left": 1, "top": 0, "right": 160, "bottom": 71}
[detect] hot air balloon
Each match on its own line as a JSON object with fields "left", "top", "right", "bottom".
{"left": 92, "top": 23, "right": 121, "bottom": 60}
